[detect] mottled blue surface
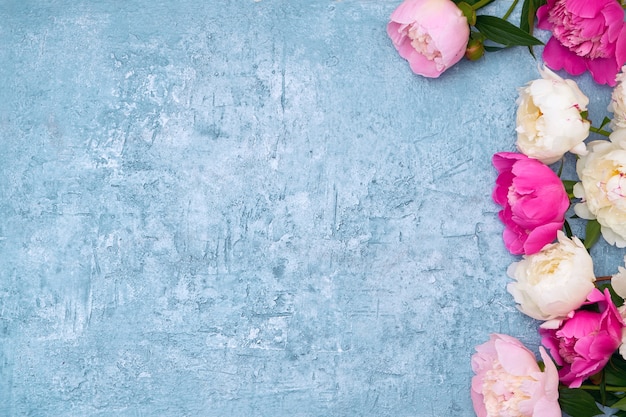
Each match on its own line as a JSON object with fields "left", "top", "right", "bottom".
{"left": 0, "top": 1, "right": 618, "bottom": 416}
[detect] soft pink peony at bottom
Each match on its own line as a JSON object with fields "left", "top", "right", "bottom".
{"left": 540, "top": 288, "right": 624, "bottom": 388}
{"left": 471, "top": 334, "right": 560, "bottom": 417}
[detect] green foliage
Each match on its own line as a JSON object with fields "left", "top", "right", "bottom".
{"left": 599, "top": 116, "right": 612, "bottom": 130}
{"left": 562, "top": 179, "right": 577, "bottom": 199}
{"left": 604, "top": 355, "right": 626, "bottom": 386}
{"left": 583, "top": 219, "right": 601, "bottom": 250}
{"left": 558, "top": 388, "right": 603, "bottom": 417}
{"left": 563, "top": 219, "right": 573, "bottom": 239}
{"left": 519, "top": 0, "right": 545, "bottom": 55}
{"left": 452, "top": 0, "right": 483, "bottom": 5}
{"left": 475, "top": 15, "right": 544, "bottom": 47}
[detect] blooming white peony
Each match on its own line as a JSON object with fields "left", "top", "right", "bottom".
{"left": 516, "top": 66, "right": 590, "bottom": 165}
{"left": 609, "top": 66, "right": 626, "bottom": 130}
{"left": 574, "top": 129, "right": 626, "bottom": 247}
{"left": 507, "top": 231, "right": 595, "bottom": 328}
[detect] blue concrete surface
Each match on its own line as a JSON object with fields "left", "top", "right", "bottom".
{"left": 0, "top": 1, "right": 618, "bottom": 416}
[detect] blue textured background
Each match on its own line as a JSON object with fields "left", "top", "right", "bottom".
{"left": 0, "top": 1, "right": 619, "bottom": 416}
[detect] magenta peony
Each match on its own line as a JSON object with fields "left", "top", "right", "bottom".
{"left": 537, "top": 0, "right": 626, "bottom": 86}
{"left": 540, "top": 288, "right": 624, "bottom": 388}
{"left": 386, "top": 0, "right": 470, "bottom": 78}
{"left": 471, "top": 334, "right": 561, "bottom": 417}
{"left": 492, "top": 152, "right": 569, "bottom": 255}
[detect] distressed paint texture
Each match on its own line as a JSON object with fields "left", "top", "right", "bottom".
{"left": 0, "top": 1, "right": 617, "bottom": 416}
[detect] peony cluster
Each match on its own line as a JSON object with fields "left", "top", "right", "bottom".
{"left": 473, "top": 66, "right": 626, "bottom": 416}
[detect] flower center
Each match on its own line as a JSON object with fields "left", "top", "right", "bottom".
{"left": 558, "top": 336, "right": 579, "bottom": 364}
{"left": 406, "top": 23, "right": 444, "bottom": 70}
{"left": 601, "top": 169, "right": 626, "bottom": 210}
{"left": 482, "top": 361, "right": 533, "bottom": 417}
{"left": 548, "top": 0, "right": 609, "bottom": 59}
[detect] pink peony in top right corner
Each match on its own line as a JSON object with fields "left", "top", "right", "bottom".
{"left": 537, "top": 0, "right": 626, "bottom": 86}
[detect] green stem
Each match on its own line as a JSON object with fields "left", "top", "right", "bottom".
{"left": 502, "top": 0, "right": 519, "bottom": 20}
{"left": 579, "top": 384, "right": 626, "bottom": 392}
{"left": 590, "top": 126, "right": 611, "bottom": 137}
{"left": 471, "top": 0, "right": 496, "bottom": 10}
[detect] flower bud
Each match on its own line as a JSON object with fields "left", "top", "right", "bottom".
{"left": 465, "top": 38, "right": 484, "bottom": 61}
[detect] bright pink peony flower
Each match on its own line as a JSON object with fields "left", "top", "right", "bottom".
{"left": 471, "top": 334, "right": 561, "bottom": 417}
{"left": 386, "top": 0, "right": 470, "bottom": 78}
{"left": 540, "top": 288, "right": 624, "bottom": 388}
{"left": 492, "top": 152, "right": 569, "bottom": 255}
{"left": 537, "top": 0, "right": 626, "bottom": 86}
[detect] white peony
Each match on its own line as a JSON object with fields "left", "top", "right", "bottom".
{"left": 574, "top": 129, "right": 626, "bottom": 247}
{"left": 516, "top": 66, "right": 590, "bottom": 165}
{"left": 612, "top": 257, "right": 626, "bottom": 299}
{"left": 506, "top": 231, "right": 595, "bottom": 328}
{"left": 609, "top": 66, "right": 626, "bottom": 131}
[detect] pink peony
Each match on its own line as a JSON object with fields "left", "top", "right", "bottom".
{"left": 492, "top": 152, "right": 569, "bottom": 255}
{"left": 471, "top": 334, "right": 561, "bottom": 417}
{"left": 540, "top": 288, "right": 624, "bottom": 388}
{"left": 386, "top": 0, "right": 470, "bottom": 78}
{"left": 537, "top": 0, "right": 626, "bottom": 86}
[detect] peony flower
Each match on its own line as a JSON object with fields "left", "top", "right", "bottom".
{"left": 516, "top": 66, "right": 590, "bottom": 165}
{"left": 611, "top": 256, "right": 626, "bottom": 300}
{"left": 609, "top": 66, "right": 626, "bottom": 130}
{"left": 386, "top": 0, "right": 470, "bottom": 78}
{"left": 574, "top": 129, "right": 626, "bottom": 247}
{"left": 492, "top": 152, "right": 570, "bottom": 255}
{"left": 471, "top": 334, "right": 560, "bottom": 417}
{"left": 507, "top": 231, "right": 595, "bottom": 327}
{"left": 536, "top": 0, "right": 626, "bottom": 86}
{"left": 540, "top": 288, "right": 624, "bottom": 388}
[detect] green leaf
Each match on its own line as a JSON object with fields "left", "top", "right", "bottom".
{"left": 584, "top": 219, "right": 601, "bottom": 250}
{"left": 520, "top": 0, "right": 536, "bottom": 34}
{"left": 521, "top": 0, "right": 547, "bottom": 56}
{"left": 600, "top": 116, "right": 612, "bottom": 130}
{"left": 605, "top": 355, "right": 626, "bottom": 386}
{"left": 559, "top": 388, "right": 604, "bottom": 417}
{"left": 452, "top": 0, "right": 483, "bottom": 5}
{"left": 563, "top": 219, "right": 573, "bottom": 238}
{"left": 562, "top": 179, "right": 577, "bottom": 199}
{"left": 475, "top": 15, "right": 544, "bottom": 47}
{"left": 612, "top": 397, "right": 626, "bottom": 411}
{"left": 483, "top": 45, "right": 505, "bottom": 52}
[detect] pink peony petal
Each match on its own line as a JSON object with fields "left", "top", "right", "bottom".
{"left": 502, "top": 222, "right": 528, "bottom": 255}
{"left": 586, "top": 56, "right": 620, "bottom": 86}
{"left": 543, "top": 38, "right": 587, "bottom": 75}
{"left": 495, "top": 339, "right": 537, "bottom": 376}
{"left": 616, "top": 25, "right": 626, "bottom": 70}
{"left": 522, "top": 222, "right": 561, "bottom": 254}
{"left": 566, "top": 0, "right": 603, "bottom": 19}
{"left": 389, "top": 0, "right": 428, "bottom": 24}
